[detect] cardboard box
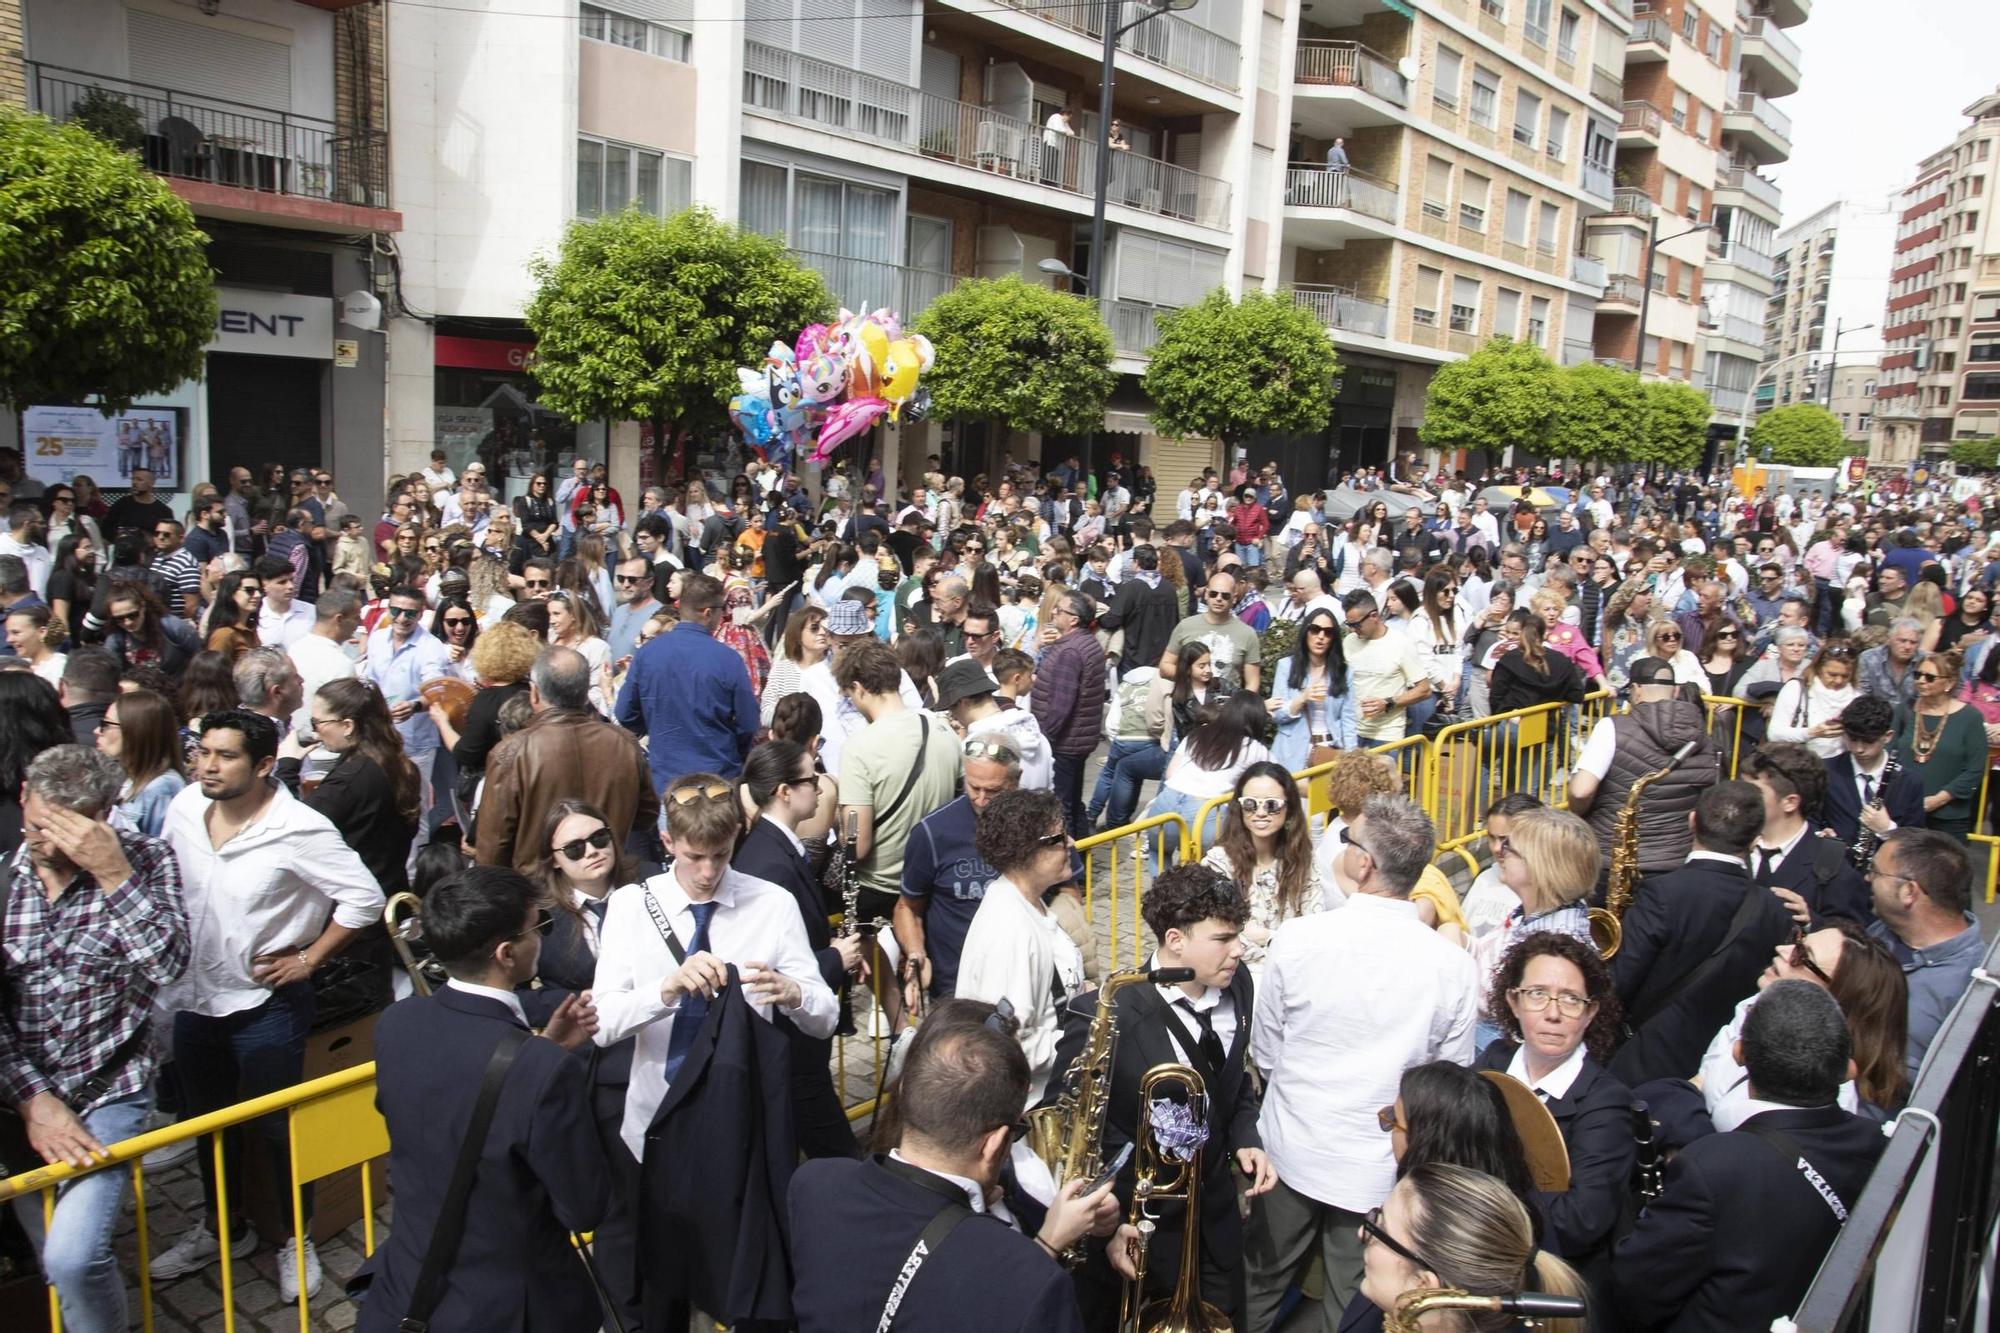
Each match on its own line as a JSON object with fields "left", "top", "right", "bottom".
{"left": 242, "top": 1014, "right": 387, "bottom": 1246}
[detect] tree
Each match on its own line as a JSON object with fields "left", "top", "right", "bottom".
{"left": 1552, "top": 362, "right": 1644, "bottom": 466}
{"left": 1637, "top": 379, "right": 1712, "bottom": 471}
{"left": 525, "top": 207, "right": 831, "bottom": 474}
{"left": 1948, "top": 437, "right": 1999, "bottom": 471}
{"left": 1419, "top": 336, "right": 1563, "bottom": 460}
{"left": 1750, "top": 403, "right": 1847, "bottom": 467}
{"left": 912, "top": 276, "right": 1114, "bottom": 436}
{"left": 0, "top": 110, "right": 215, "bottom": 414}
{"left": 1142, "top": 290, "right": 1339, "bottom": 448}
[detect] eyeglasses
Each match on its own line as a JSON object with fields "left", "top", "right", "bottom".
{"left": 1338, "top": 826, "right": 1373, "bottom": 858}
{"left": 1914, "top": 671, "right": 1944, "bottom": 682}
{"left": 514, "top": 910, "right": 556, "bottom": 941}
{"left": 95, "top": 718, "right": 120, "bottom": 732}
{"left": 1344, "top": 609, "right": 1378, "bottom": 630}
{"left": 425, "top": 543, "right": 443, "bottom": 553}
{"left": 443, "top": 616, "right": 473, "bottom": 629}
{"left": 1034, "top": 828, "right": 1073, "bottom": 850}
{"left": 1787, "top": 925, "right": 1833, "bottom": 985}
{"left": 668, "top": 780, "right": 733, "bottom": 806}
{"left": 1509, "top": 986, "right": 1593, "bottom": 1018}
{"left": 524, "top": 578, "right": 552, "bottom": 589}
{"left": 1358, "top": 1208, "right": 1428, "bottom": 1271}
{"left": 614, "top": 574, "right": 646, "bottom": 585}
{"left": 1375, "top": 1104, "right": 1408, "bottom": 1135}
{"left": 555, "top": 827, "right": 614, "bottom": 861}
{"left": 385, "top": 606, "right": 421, "bottom": 619}
{"left": 309, "top": 715, "right": 342, "bottom": 730}
{"left": 1205, "top": 590, "right": 1234, "bottom": 601}
{"left": 1236, "top": 796, "right": 1286, "bottom": 816}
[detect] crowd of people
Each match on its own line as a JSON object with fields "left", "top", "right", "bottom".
{"left": 0, "top": 438, "right": 1990, "bottom": 1333}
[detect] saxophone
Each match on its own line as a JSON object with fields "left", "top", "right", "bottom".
{"left": 1026, "top": 966, "right": 1194, "bottom": 1262}
{"left": 1592, "top": 738, "right": 1704, "bottom": 958}
{"left": 1387, "top": 1288, "right": 1585, "bottom": 1332}
{"left": 1849, "top": 748, "right": 1901, "bottom": 871}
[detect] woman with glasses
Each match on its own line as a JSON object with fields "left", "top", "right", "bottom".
{"left": 201, "top": 571, "right": 263, "bottom": 663}
{"left": 1897, "top": 647, "right": 1986, "bottom": 838}
{"left": 1641, "top": 617, "right": 1703, "bottom": 688}
{"left": 1200, "top": 761, "right": 1326, "bottom": 978}
{"left": 1269, "top": 605, "right": 1357, "bottom": 773}
{"left": 1462, "top": 582, "right": 1517, "bottom": 717}
{"left": 1479, "top": 933, "right": 1635, "bottom": 1292}
{"left": 1143, "top": 691, "right": 1271, "bottom": 870}
{"left": 1696, "top": 618, "right": 1750, "bottom": 699}
{"left": 41, "top": 483, "right": 102, "bottom": 552}
{"left": 97, "top": 687, "right": 186, "bottom": 837}
{"left": 1407, "top": 568, "right": 1467, "bottom": 716}
{"left": 428, "top": 597, "right": 480, "bottom": 678}
{"left": 305, "top": 678, "right": 422, "bottom": 903}
{"left": 1767, "top": 641, "right": 1859, "bottom": 758}
{"left": 513, "top": 470, "right": 557, "bottom": 528}
{"left": 1523, "top": 516, "right": 1550, "bottom": 573}
{"left": 1473, "top": 807, "right": 1598, "bottom": 1039}
{"left": 761, "top": 604, "right": 829, "bottom": 728}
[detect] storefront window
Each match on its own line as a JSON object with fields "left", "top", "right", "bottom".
{"left": 433, "top": 329, "right": 593, "bottom": 508}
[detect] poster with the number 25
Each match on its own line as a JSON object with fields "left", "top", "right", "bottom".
{"left": 21, "top": 405, "right": 182, "bottom": 489}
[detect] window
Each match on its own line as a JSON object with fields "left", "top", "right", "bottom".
{"left": 1963, "top": 375, "right": 2000, "bottom": 400}
{"left": 1423, "top": 155, "right": 1453, "bottom": 219}
{"left": 580, "top": 4, "right": 691, "bottom": 62}
{"left": 1679, "top": 9, "right": 1697, "bottom": 41}
{"left": 1704, "top": 23, "right": 1723, "bottom": 61}
{"left": 1480, "top": 0, "right": 1505, "bottom": 17}
{"left": 1971, "top": 340, "right": 2000, "bottom": 363}
{"left": 1514, "top": 90, "right": 1542, "bottom": 148}
{"left": 1529, "top": 295, "right": 1550, "bottom": 345}
{"left": 1434, "top": 45, "right": 1463, "bottom": 113}
{"left": 1470, "top": 67, "right": 1501, "bottom": 129}
{"left": 793, "top": 174, "right": 896, "bottom": 264}
{"left": 1688, "top": 105, "right": 1706, "bottom": 142}
{"left": 1413, "top": 266, "right": 1443, "bottom": 326}
{"left": 1556, "top": 8, "right": 1580, "bottom": 62}
{"left": 1546, "top": 106, "right": 1569, "bottom": 161}
{"left": 1537, "top": 200, "right": 1562, "bottom": 255}
{"left": 1670, "top": 90, "right": 1688, "bottom": 131}
{"left": 1505, "top": 189, "right": 1531, "bottom": 245}
{"left": 1451, "top": 276, "right": 1481, "bottom": 333}
{"left": 1973, "top": 293, "right": 2000, "bottom": 321}
{"left": 1524, "top": 0, "right": 1551, "bottom": 47}
{"left": 1495, "top": 287, "right": 1522, "bottom": 338}
{"left": 1687, "top": 185, "right": 1705, "bottom": 221}
{"left": 1460, "top": 172, "right": 1490, "bottom": 231}
{"left": 740, "top": 160, "right": 787, "bottom": 237}
{"left": 577, "top": 135, "right": 690, "bottom": 217}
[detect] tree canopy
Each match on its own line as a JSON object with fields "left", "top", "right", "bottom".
{"left": 911, "top": 276, "right": 1114, "bottom": 436}
{"left": 1142, "top": 290, "right": 1339, "bottom": 447}
{"left": 1552, "top": 362, "right": 1643, "bottom": 465}
{"left": 1419, "top": 336, "right": 1562, "bottom": 459}
{"left": 1750, "top": 403, "right": 1848, "bottom": 467}
{"left": 524, "top": 207, "right": 831, "bottom": 464}
{"left": 0, "top": 109, "right": 215, "bottom": 413}
{"left": 1637, "top": 379, "right": 1712, "bottom": 471}
{"left": 1948, "top": 437, "right": 1999, "bottom": 470}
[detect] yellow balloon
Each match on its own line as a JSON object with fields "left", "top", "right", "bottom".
{"left": 880, "top": 338, "right": 922, "bottom": 405}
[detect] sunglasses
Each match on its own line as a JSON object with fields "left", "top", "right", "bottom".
{"left": 514, "top": 909, "right": 556, "bottom": 941}
{"left": 1656, "top": 631, "right": 1682, "bottom": 641}
{"left": 1714, "top": 630, "right": 1739, "bottom": 639}
{"left": 615, "top": 574, "right": 647, "bottom": 584}
{"left": 1305, "top": 624, "right": 1335, "bottom": 637}
{"left": 668, "top": 780, "right": 733, "bottom": 805}
{"left": 1376, "top": 1104, "right": 1407, "bottom": 1134}
{"left": 1358, "top": 1208, "right": 1428, "bottom": 1271}
{"left": 1237, "top": 796, "right": 1286, "bottom": 816}
{"left": 524, "top": 578, "right": 552, "bottom": 589}
{"left": 1205, "top": 590, "right": 1234, "bottom": 600}
{"left": 385, "top": 606, "right": 422, "bottom": 619}
{"left": 1914, "top": 671, "right": 1944, "bottom": 682}
{"left": 443, "top": 616, "right": 473, "bottom": 628}
{"left": 1035, "top": 828, "right": 1073, "bottom": 850}
{"left": 1787, "top": 925, "right": 1833, "bottom": 985}
{"left": 555, "top": 827, "right": 614, "bottom": 860}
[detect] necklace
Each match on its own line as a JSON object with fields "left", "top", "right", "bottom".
{"left": 1912, "top": 708, "right": 1948, "bottom": 762}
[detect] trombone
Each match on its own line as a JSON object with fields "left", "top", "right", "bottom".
{"left": 384, "top": 892, "right": 446, "bottom": 996}
{"left": 1119, "top": 1063, "right": 1231, "bottom": 1333}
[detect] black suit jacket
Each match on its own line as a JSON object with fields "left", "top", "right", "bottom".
{"left": 734, "top": 817, "right": 848, "bottom": 1072}
{"left": 517, "top": 905, "right": 633, "bottom": 1090}
{"left": 1754, "top": 823, "right": 1873, "bottom": 924}
{"left": 1819, "top": 753, "right": 1926, "bottom": 851}
{"left": 1610, "top": 857, "right": 1792, "bottom": 1086}
{"left": 1614, "top": 1104, "right": 1886, "bottom": 1332}
{"left": 789, "top": 1156, "right": 1087, "bottom": 1333}
{"left": 354, "top": 988, "right": 608, "bottom": 1333}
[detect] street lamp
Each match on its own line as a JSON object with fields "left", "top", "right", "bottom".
{"left": 1085, "top": 0, "right": 1197, "bottom": 300}
{"left": 1632, "top": 218, "right": 1714, "bottom": 374}
{"left": 1818, "top": 318, "right": 1876, "bottom": 407}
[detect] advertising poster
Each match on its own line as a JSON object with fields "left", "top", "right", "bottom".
{"left": 22, "top": 405, "right": 185, "bottom": 489}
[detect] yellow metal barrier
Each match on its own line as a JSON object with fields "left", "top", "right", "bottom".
{"left": 1075, "top": 812, "right": 1190, "bottom": 972}
{"left": 1424, "top": 691, "right": 1618, "bottom": 855}
{"left": 1973, "top": 764, "right": 1999, "bottom": 905}
{"left": 1187, "top": 735, "right": 1435, "bottom": 864}
{"left": 1700, "top": 693, "right": 1757, "bottom": 778}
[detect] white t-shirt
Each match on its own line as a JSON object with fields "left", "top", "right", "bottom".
{"left": 1344, "top": 629, "right": 1428, "bottom": 741}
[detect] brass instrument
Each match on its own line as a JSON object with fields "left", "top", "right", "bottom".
{"left": 1027, "top": 966, "right": 1194, "bottom": 1262}
{"left": 1850, "top": 747, "right": 1901, "bottom": 871}
{"left": 1592, "top": 738, "right": 1704, "bottom": 958}
{"left": 1119, "top": 1064, "right": 1231, "bottom": 1333}
{"left": 384, "top": 892, "right": 445, "bottom": 996}
{"left": 1387, "top": 1287, "right": 1586, "bottom": 1332}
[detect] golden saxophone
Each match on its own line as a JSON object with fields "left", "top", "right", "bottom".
{"left": 1592, "top": 738, "right": 1704, "bottom": 959}
{"left": 1387, "top": 1287, "right": 1585, "bottom": 1332}
{"left": 1119, "top": 1064, "right": 1230, "bottom": 1333}
{"left": 384, "top": 892, "right": 445, "bottom": 996}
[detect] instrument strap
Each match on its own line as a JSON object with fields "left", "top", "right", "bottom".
{"left": 1741, "top": 1122, "right": 1850, "bottom": 1223}
{"left": 873, "top": 1156, "right": 978, "bottom": 1332}
{"left": 641, "top": 884, "right": 688, "bottom": 964}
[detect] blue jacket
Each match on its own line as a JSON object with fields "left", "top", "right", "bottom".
{"left": 1267, "top": 654, "right": 1359, "bottom": 771}
{"left": 616, "top": 620, "right": 758, "bottom": 794}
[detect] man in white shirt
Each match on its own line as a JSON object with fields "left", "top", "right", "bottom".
{"left": 555, "top": 456, "right": 591, "bottom": 534}
{"left": 418, "top": 448, "right": 456, "bottom": 494}
{"left": 1341, "top": 589, "right": 1431, "bottom": 744}
{"left": 286, "top": 589, "right": 360, "bottom": 779}
{"left": 0, "top": 500, "right": 51, "bottom": 598}
{"left": 591, "top": 776, "right": 836, "bottom": 1161}
{"left": 253, "top": 557, "right": 314, "bottom": 648}
{"left": 1246, "top": 795, "right": 1476, "bottom": 1327}
{"left": 153, "top": 709, "right": 384, "bottom": 1299}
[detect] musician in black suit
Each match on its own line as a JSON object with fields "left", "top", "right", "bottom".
{"left": 735, "top": 739, "right": 865, "bottom": 1160}
{"left": 355, "top": 865, "right": 609, "bottom": 1333}
{"left": 1082, "top": 864, "right": 1274, "bottom": 1329}
{"left": 789, "top": 999, "right": 1118, "bottom": 1333}
{"left": 1615, "top": 980, "right": 1887, "bottom": 1332}
{"left": 1611, "top": 781, "right": 1794, "bottom": 1086}
{"left": 1820, "top": 694, "right": 1925, "bottom": 856}
{"left": 1740, "top": 743, "right": 1874, "bottom": 924}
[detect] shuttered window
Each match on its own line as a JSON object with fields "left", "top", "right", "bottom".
{"left": 128, "top": 11, "right": 290, "bottom": 112}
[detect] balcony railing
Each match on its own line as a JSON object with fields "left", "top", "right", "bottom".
{"left": 1581, "top": 160, "right": 1614, "bottom": 201}
{"left": 791, "top": 251, "right": 955, "bottom": 322}
{"left": 1602, "top": 274, "right": 1644, "bottom": 306}
{"left": 743, "top": 42, "right": 1231, "bottom": 230}
{"left": 985, "top": 0, "right": 1239, "bottom": 90}
{"left": 1620, "top": 100, "right": 1662, "bottom": 136}
{"left": 1715, "top": 162, "right": 1783, "bottom": 212}
{"left": 1610, "top": 187, "right": 1655, "bottom": 217}
{"left": 1283, "top": 165, "right": 1399, "bottom": 222}
{"left": 1570, "top": 252, "right": 1608, "bottom": 288}
{"left": 1291, "top": 284, "right": 1391, "bottom": 338}
{"left": 1715, "top": 242, "right": 1777, "bottom": 278}
{"left": 1716, "top": 313, "right": 1765, "bottom": 345}
{"left": 1590, "top": 65, "right": 1622, "bottom": 105}
{"left": 1294, "top": 41, "right": 1409, "bottom": 107}
{"left": 28, "top": 62, "right": 387, "bottom": 208}
{"left": 1561, "top": 337, "right": 1598, "bottom": 366}
{"left": 1741, "top": 16, "right": 1803, "bottom": 70}
{"left": 1628, "top": 16, "right": 1672, "bottom": 49}
{"left": 1729, "top": 92, "right": 1794, "bottom": 143}
{"left": 1601, "top": 0, "right": 1634, "bottom": 18}
{"left": 1102, "top": 298, "right": 1167, "bottom": 356}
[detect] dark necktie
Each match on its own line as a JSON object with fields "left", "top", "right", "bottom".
{"left": 1755, "top": 847, "right": 1780, "bottom": 884}
{"left": 583, "top": 898, "right": 608, "bottom": 953}
{"left": 1177, "top": 999, "right": 1226, "bottom": 1071}
{"left": 1861, "top": 774, "right": 1877, "bottom": 806}
{"left": 662, "top": 901, "right": 719, "bottom": 1087}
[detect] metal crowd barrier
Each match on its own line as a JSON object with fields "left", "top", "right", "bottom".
{"left": 1424, "top": 690, "right": 1619, "bottom": 854}
{"left": 1075, "top": 811, "right": 1190, "bottom": 973}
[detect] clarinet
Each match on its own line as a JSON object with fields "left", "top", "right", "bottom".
{"left": 1850, "top": 749, "right": 1901, "bottom": 870}
{"left": 837, "top": 809, "right": 861, "bottom": 937}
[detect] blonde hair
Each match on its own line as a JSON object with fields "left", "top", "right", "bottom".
{"left": 1905, "top": 581, "right": 1943, "bottom": 627}
{"left": 1503, "top": 806, "right": 1599, "bottom": 911}
{"left": 1396, "top": 1164, "right": 1588, "bottom": 1333}
{"left": 1528, "top": 587, "right": 1567, "bottom": 623}
{"left": 468, "top": 620, "right": 541, "bottom": 685}
{"left": 1325, "top": 748, "right": 1399, "bottom": 820}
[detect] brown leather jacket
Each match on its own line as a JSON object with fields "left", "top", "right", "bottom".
{"left": 475, "top": 707, "right": 660, "bottom": 874}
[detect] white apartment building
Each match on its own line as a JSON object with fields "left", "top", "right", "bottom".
{"left": 1761, "top": 199, "right": 1895, "bottom": 420}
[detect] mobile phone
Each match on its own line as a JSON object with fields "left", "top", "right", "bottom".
{"left": 1083, "top": 1142, "right": 1135, "bottom": 1196}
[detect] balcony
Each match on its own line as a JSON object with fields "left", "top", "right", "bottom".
{"left": 1291, "top": 284, "right": 1391, "bottom": 338}
{"left": 28, "top": 62, "right": 391, "bottom": 223}
{"left": 1601, "top": 274, "right": 1644, "bottom": 309}
{"left": 1748, "top": 0, "right": 1810, "bottom": 27}
{"left": 1602, "top": 0, "right": 1634, "bottom": 18}
{"left": 1725, "top": 93, "right": 1794, "bottom": 163}
{"left": 1587, "top": 65, "right": 1622, "bottom": 108}
{"left": 743, "top": 42, "right": 1231, "bottom": 230}
{"left": 1711, "top": 313, "right": 1766, "bottom": 349}
{"left": 1627, "top": 16, "right": 1671, "bottom": 60}
{"left": 1283, "top": 165, "right": 1400, "bottom": 223}
{"left": 1609, "top": 186, "right": 1655, "bottom": 218}
{"left": 980, "top": 0, "right": 1240, "bottom": 91}
{"left": 1712, "top": 242, "right": 1778, "bottom": 280}
{"left": 1293, "top": 41, "right": 1409, "bottom": 127}
{"left": 1715, "top": 161, "right": 1784, "bottom": 220}
{"left": 792, "top": 251, "right": 956, "bottom": 322}
{"left": 1739, "top": 17, "right": 1802, "bottom": 97}
{"left": 1570, "top": 252, "right": 1608, "bottom": 289}
{"left": 1620, "top": 100, "right": 1663, "bottom": 144}
{"left": 1580, "top": 159, "right": 1614, "bottom": 204}
{"left": 1561, "top": 337, "right": 1598, "bottom": 366}
{"left": 1102, "top": 299, "right": 1166, "bottom": 357}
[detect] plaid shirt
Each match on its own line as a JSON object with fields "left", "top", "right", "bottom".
{"left": 0, "top": 829, "right": 188, "bottom": 1112}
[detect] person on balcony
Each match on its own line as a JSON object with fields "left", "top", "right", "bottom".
{"left": 1323, "top": 136, "right": 1349, "bottom": 206}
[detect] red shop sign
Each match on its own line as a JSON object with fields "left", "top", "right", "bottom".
{"left": 434, "top": 335, "right": 537, "bottom": 372}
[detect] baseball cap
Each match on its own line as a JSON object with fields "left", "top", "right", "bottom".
{"left": 1627, "top": 656, "right": 1676, "bottom": 688}
{"left": 933, "top": 660, "right": 1001, "bottom": 710}
{"left": 823, "top": 600, "right": 875, "bottom": 637}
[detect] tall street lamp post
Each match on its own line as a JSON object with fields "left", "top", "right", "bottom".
{"left": 1632, "top": 217, "right": 1714, "bottom": 373}
{"left": 1084, "top": 0, "right": 1197, "bottom": 299}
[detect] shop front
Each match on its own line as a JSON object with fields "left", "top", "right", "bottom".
{"left": 432, "top": 324, "right": 599, "bottom": 509}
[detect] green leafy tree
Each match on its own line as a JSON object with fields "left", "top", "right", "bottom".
{"left": 525, "top": 207, "right": 831, "bottom": 473}
{"left": 1750, "top": 403, "right": 1847, "bottom": 467}
{"left": 1419, "top": 336, "right": 1562, "bottom": 459}
{"left": 1948, "top": 437, "right": 1999, "bottom": 470}
{"left": 1637, "top": 379, "right": 1712, "bottom": 471}
{"left": 912, "top": 276, "right": 1114, "bottom": 436}
{"left": 1553, "top": 362, "right": 1644, "bottom": 465}
{"left": 1142, "top": 290, "right": 1339, "bottom": 447}
{"left": 0, "top": 110, "right": 215, "bottom": 413}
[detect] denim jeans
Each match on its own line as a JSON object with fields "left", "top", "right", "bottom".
{"left": 12, "top": 1091, "right": 151, "bottom": 1333}
{"left": 1143, "top": 787, "right": 1228, "bottom": 876}
{"left": 1051, "top": 751, "right": 1091, "bottom": 838}
{"left": 1088, "top": 739, "right": 1168, "bottom": 829}
{"left": 173, "top": 982, "right": 315, "bottom": 1236}
{"left": 1235, "top": 542, "right": 1264, "bottom": 568}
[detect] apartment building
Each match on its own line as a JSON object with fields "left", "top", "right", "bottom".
{"left": 1761, "top": 199, "right": 1894, "bottom": 418}
{"left": 1874, "top": 85, "right": 2000, "bottom": 464}
{"left": 10, "top": 0, "right": 399, "bottom": 503}
{"left": 1827, "top": 361, "right": 1878, "bottom": 450}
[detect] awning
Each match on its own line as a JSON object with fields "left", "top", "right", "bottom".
{"left": 1383, "top": 0, "right": 1416, "bottom": 17}
{"left": 1102, "top": 410, "right": 1154, "bottom": 435}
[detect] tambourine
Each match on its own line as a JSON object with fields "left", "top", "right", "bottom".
{"left": 418, "top": 676, "right": 476, "bottom": 730}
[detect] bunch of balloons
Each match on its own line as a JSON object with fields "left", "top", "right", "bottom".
{"left": 727, "top": 306, "right": 935, "bottom": 466}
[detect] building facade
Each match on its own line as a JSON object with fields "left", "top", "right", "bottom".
{"left": 1762, "top": 199, "right": 1895, "bottom": 422}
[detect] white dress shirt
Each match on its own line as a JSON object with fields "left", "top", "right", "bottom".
{"left": 955, "top": 876, "right": 1086, "bottom": 1111}
{"left": 1698, "top": 994, "right": 1858, "bottom": 1131}
{"left": 258, "top": 598, "right": 315, "bottom": 649}
{"left": 592, "top": 864, "right": 837, "bottom": 1160}
{"left": 1252, "top": 893, "right": 1478, "bottom": 1211}
{"left": 446, "top": 977, "right": 529, "bottom": 1029}
{"left": 1152, "top": 954, "right": 1238, "bottom": 1060}
{"left": 1504, "top": 1041, "right": 1587, "bottom": 1102}
{"left": 1750, "top": 820, "right": 1810, "bottom": 880}
{"left": 162, "top": 781, "right": 386, "bottom": 1018}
